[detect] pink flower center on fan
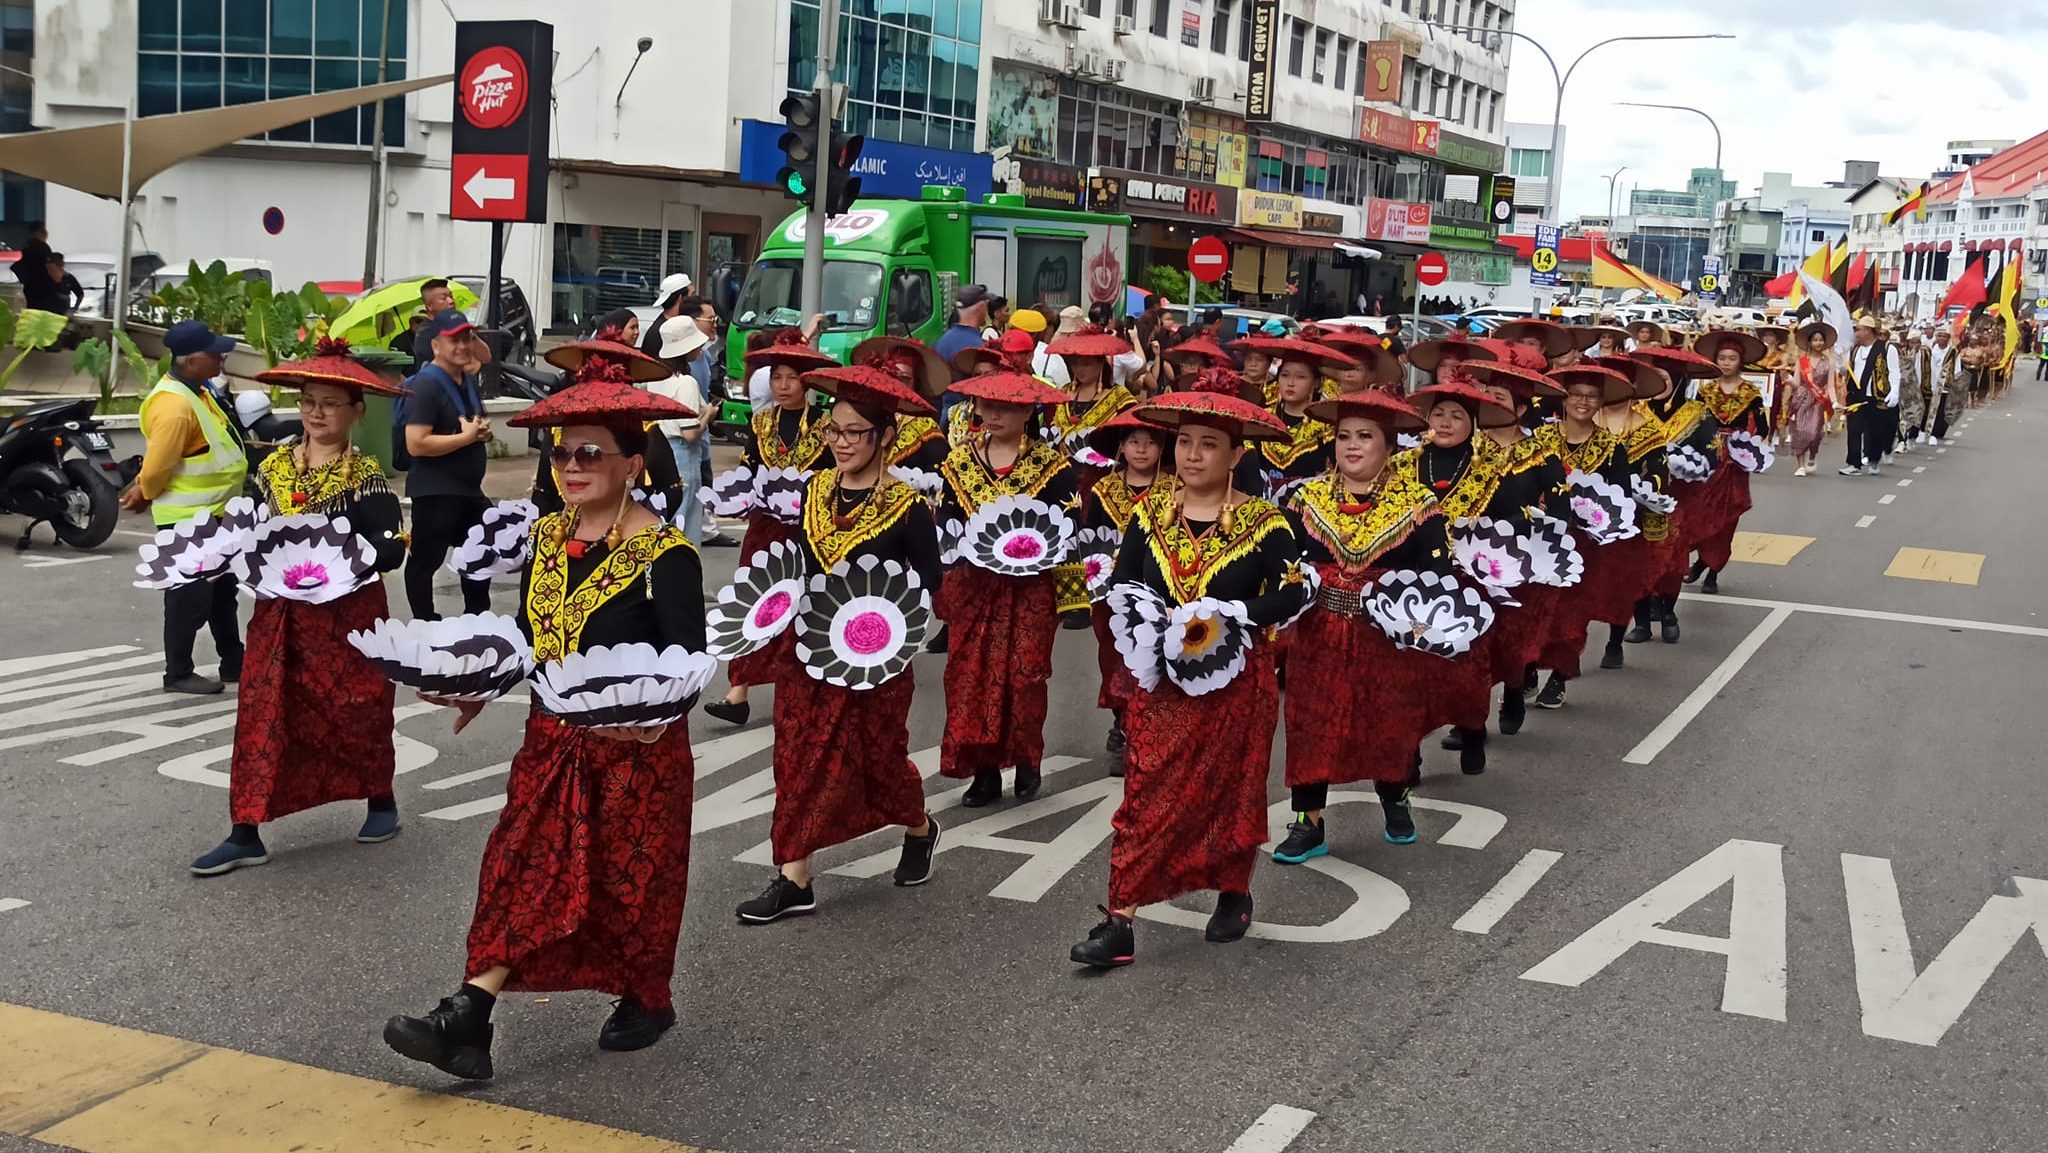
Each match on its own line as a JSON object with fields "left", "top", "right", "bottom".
{"left": 843, "top": 611, "right": 892, "bottom": 655}
{"left": 283, "top": 561, "right": 329, "bottom": 588}
{"left": 754, "top": 590, "right": 793, "bottom": 627}
{"left": 1002, "top": 533, "right": 1044, "bottom": 561}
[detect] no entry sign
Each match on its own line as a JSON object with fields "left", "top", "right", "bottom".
{"left": 1189, "top": 235, "right": 1230, "bottom": 284}
{"left": 450, "top": 22, "right": 552, "bottom": 224}
{"left": 1416, "top": 252, "right": 1449, "bottom": 287}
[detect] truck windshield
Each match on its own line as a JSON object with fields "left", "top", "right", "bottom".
{"left": 733, "top": 258, "right": 883, "bottom": 332}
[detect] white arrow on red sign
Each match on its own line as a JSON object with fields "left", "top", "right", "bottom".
{"left": 463, "top": 168, "right": 516, "bottom": 208}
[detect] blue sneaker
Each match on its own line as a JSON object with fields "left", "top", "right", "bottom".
{"left": 1271, "top": 818, "right": 1329, "bottom": 864}
{"left": 357, "top": 806, "right": 402, "bottom": 844}
{"left": 190, "top": 837, "right": 269, "bottom": 876}
{"left": 1383, "top": 793, "right": 1419, "bottom": 845}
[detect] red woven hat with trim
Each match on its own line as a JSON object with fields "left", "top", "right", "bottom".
{"left": 802, "top": 364, "right": 936, "bottom": 417}
{"left": 1407, "top": 335, "right": 1501, "bottom": 375}
{"left": 951, "top": 371, "right": 1068, "bottom": 407}
{"left": 507, "top": 378, "right": 694, "bottom": 428}
{"left": 745, "top": 329, "right": 838, "bottom": 375}
{"left": 951, "top": 343, "right": 1009, "bottom": 376}
{"left": 1463, "top": 360, "right": 1565, "bottom": 398}
{"left": 852, "top": 336, "right": 950, "bottom": 399}
{"left": 1630, "top": 346, "right": 1718, "bottom": 380}
{"left": 1306, "top": 389, "right": 1426, "bottom": 431}
{"left": 1409, "top": 381, "right": 1519, "bottom": 429}
{"left": 1692, "top": 329, "right": 1768, "bottom": 367}
{"left": 1085, "top": 408, "right": 1173, "bottom": 458}
{"left": 1227, "top": 336, "right": 1359, "bottom": 368}
{"left": 1612, "top": 357, "right": 1674, "bottom": 400}
{"left": 1549, "top": 364, "right": 1638, "bottom": 405}
{"left": 1135, "top": 390, "right": 1288, "bottom": 442}
{"left": 1494, "top": 319, "right": 1575, "bottom": 359}
{"left": 255, "top": 338, "right": 405, "bottom": 397}
{"left": 1045, "top": 329, "right": 1131, "bottom": 359}
{"left": 1160, "top": 335, "right": 1236, "bottom": 368}
{"left": 544, "top": 338, "right": 672, "bottom": 384}
{"left": 1313, "top": 327, "right": 1387, "bottom": 355}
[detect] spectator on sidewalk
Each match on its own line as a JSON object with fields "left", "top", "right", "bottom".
{"left": 409, "top": 278, "right": 460, "bottom": 370}
{"left": 639, "top": 272, "right": 694, "bottom": 360}
{"left": 654, "top": 315, "right": 712, "bottom": 546}
{"left": 13, "top": 221, "right": 55, "bottom": 312}
{"left": 44, "top": 253, "right": 85, "bottom": 316}
{"left": 936, "top": 284, "right": 993, "bottom": 420}
{"left": 403, "top": 312, "right": 494, "bottom": 619}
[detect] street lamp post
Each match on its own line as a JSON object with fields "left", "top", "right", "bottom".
{"left": 1605, "top": 166, "right": 1629, "bottom": 221}
{"left": 1615, "top": 101, "right": 1723, "bottom": 182}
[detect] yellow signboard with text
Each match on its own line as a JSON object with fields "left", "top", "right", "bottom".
{"left": 1238, "top": 190, "right": 1302, "bottom": 230}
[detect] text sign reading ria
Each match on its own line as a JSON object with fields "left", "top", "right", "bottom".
{"left": 450, "top": 21, "right": 552, "bottom": 224}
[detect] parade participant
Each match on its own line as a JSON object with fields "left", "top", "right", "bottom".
{"left": 384, "top": 368, "right": 705, "bottom": 1078}
{"left": 937, "top": 371, "right": 1078, "bottom": 806}
{"left": 1681, "top": 330, "right": 1770, "bottom": 594}
{"left": 528, "top": 333, "right": 688, "bottom": 517}
{"left": 851, "top": 336, "right": 950, "bottom": 471}
{"left": 1585, "top": 323, "right": 1631, "bottom": 361}
{"left": 1628, "top": 346, "right": 1721, "bottom": 636}
{"left": 123, "top": 320, "right": 249, "bottom": 695}
{"left": 1233, "top": 337, "right": 1279, "bottom": 404}
{"left": 1898, "top": 328, "right": 1931, "bottom": 453}
{"left": 704, "top": 331, "right": 836, "bottom": 726}
{"left": 735, "top": 364, "right": 945, "bottom": 924}
{"left": 950, "top": 343, "right": 1009, "bottom": 379}
{"left": 1316, "top": 329, "right": 1403, "bottom": 394}
{"left": 1839, "top": 315, "right": 1900, "bottom": 477}
{"left": 1789, "top": 323, "right": 1836, "bottom": 475}
{"left": 1081, "top": 409, "right": 1176, "bottom": 770}
{"left": 1157, "top": 333, "right": 1236, "bottom": 393}
{"left": 1627, "top": 320, "right": 1668, "bottom": 351}
{"left": 1928, "top": 326, "right": 1963, "bottom": 443}
{"left": 1757, "top": 325, "right": 1793, "bottom": 445}
{"left": 1273, "top": 391, "right": 1453, "bottom": 861}
{"left": 1071, "top": 390, "right": 1310, "bottom": 968}
{"left": 1531, "top": 364, "right": 1638, "bottom": 698}
{"left": 188, "top": 343, "right": 407, "bottom": 875}
{"left": 1257, "top": 340, "right": 1357, "bottom": 493}
{"left": 1044, "top": 326, "right": 1140, "bottom": 483}
{"left": 1593, "top": 357, "right": 1679, "bottom": 662}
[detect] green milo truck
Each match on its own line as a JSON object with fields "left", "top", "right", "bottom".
{"left": 725, "top": 185, "right": 1134, "bottom": 380}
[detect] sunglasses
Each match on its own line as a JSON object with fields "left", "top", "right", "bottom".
{"left": 548, "top": 443, "right": 623, "bottom": 468}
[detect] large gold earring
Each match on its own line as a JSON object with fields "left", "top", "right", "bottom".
{"left": 1220, "top": 483, "right": 1237, "bottom": 535}
{"left": 548, "top": 507, "right": 577, "bottom": 547}
{"left": 605, "top": 488, "right": 630, "bottom": 550}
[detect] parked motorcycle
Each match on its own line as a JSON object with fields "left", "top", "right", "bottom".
{"left": 0, "top": 397, "right": 130, "bottom": 550}
{"left": 232, "top": 390, "right": 302, "bottom": 476}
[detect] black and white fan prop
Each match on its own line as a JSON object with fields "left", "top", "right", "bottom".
{"left": 889, "top": 466, "right": 946, "bottom": 503}
{"left": 1452, "top": 517, "right": 1531, "bottom": 601}
{"left": 1070, "top": 442, "right": 1114, "bottom": 470}
{"left": 633, "top": 486, "right": 675, "bottom": 523}
{"left": 1517, "top": 512, "right": 1587, "bottom": 588}
{"left": 1069, "top": 524, "right": 1120, "bottom": 600}
{"left": 1667, "top": 443, "right": 1714, "bottom": 483}
{"left": 133, "top": 496, "right": 260, "bottom": 589}
{"left": 793, "top": 555, "right": 933, "bottom": 690}
{"left": 1564, "top": 471, "right": 1640, "bottom": 544}
{"left": 1723, "top": 430, "right": 1775, "bottom": 474}
{"left": 531, "top": 643, "right": 719, "bottom": 729}
{"left": 1364, "top": 569, "right": 1497, "bottom": 658}
{"left": 347, "top": 612, "right": 531, "bottom": 702}
{"left": 701, "top": 464, "right": 758, "bottom": 518}
{"left": 1629, "top": 473, "right": 1678, "bottom": 515}
{"left": 1267, "top": 475, "right": 1314, "bottom": 506}
{"left": 755, "top": 466, "right": 810, "bottom": 524}
{"left": 1161, "top": 598, "right": 1257, "bottom": 696}
{"left": 956, "top": 494, "right": 1075, "bottom": 577}
{"left": 1105, "top": 582, "right": 1169, "bottom": 693}
{"left": 230, "top": 513, "right": 378, "bottom": 604}
{"left": 448, "top": 499, "right": 539, "bottom": 581}
{"left": 704, "top": 540, "right": 810, "bottom": 660}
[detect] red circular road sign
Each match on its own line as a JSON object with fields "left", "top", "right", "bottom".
{"left": 1416, "top": 252, "right": 1449, "bottom": 287}
{"left": 1188, "top": 235, "right": 1230, "bottom": 284}
{"left": 459, "top": 46, "right": 529, "bottom": 131}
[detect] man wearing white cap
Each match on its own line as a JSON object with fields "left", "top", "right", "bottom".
{"left": 654, "top": 315, "right": 711, "bottom": 544}
{"left": 1839, "top": 314, "right": 1900, "bottom": 476}
{"left": 639, "top": 271, "right": 694, "bottom": 360}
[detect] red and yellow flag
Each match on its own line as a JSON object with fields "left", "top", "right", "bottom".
{"left": 1884, "top": 181, "right": 1931, "bottom": 227}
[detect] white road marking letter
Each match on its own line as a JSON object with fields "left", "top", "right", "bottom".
{"left": 1224, "top": 1105, "right": 1317, "bottom": 1152}
{"left": 1139, "top": 802, "right": 1409, "bottom": 943}
{"left": 1455, "top": 849, "right": 1565, "bottom": 935}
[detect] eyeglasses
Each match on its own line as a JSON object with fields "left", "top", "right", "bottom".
{"left": 548, "top": 443, "right": 621, "bottom": 468}
{"left": 822, "top": 424, "right": 878, "bottom": 443}
{"left": 296, "top": 398, "right": 357, "bottom": 414}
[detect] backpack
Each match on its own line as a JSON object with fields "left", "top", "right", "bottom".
{"left": 392, "top": 363, "right": 479, "bottom": 472}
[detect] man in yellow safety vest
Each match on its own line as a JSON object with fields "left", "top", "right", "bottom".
{"left": 121, "top": 320, "right": 250, "bottom": 694}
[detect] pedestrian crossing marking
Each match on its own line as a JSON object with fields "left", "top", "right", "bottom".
{"left": 1728, "top": 532, "right": 1814, "bottom": 567}
{"left": 1884, "top": 547, "right": 1984, "bottom": 586}
{"left": 0, "top": 1001, "right": 723, "bottom": 1152}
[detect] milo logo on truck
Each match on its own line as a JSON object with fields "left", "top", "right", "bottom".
{"left": 783, "top": 210, "right": 894, "bottom": 246}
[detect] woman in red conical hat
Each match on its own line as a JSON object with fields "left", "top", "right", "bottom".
{"left": 1079, "top": 410, "right": 1177, "bottom": 772}
{"left": 1045, "top": 326, "right": 1140, "bottom": 498}
{"left": 851, "top": 336, "right": 950, "bottom": 471}
{"left": 1529, "top": 364, "right": 1641, "bottom": 703}
{"left": 1681, "top": 331, "right": 1771, "bottom": 595}
{"left": 190, "top": 340, "right": 410, "bottom": 879}
{"left": 1597, "top": 356, "right": 1681, "bottom": 652}
{"left": 1628, "top": 346, "right": 1722, "bottom": 644}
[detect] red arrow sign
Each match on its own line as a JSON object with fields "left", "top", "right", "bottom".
{"left": 1416, "top": 251, "right": 1449, "bottom": 287}
{"left": 1188, "top": 235, "right": 1230, "bottom": 284}
{"left": 451, "top": 154, "right": 530, "bottom": 222}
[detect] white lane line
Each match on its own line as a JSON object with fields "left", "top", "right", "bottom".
{"left": 1625, "top": 606, "right": 1794, "bottom": 766}
{"left": 1224, "top": 1105, "right": 1318, "bottom": 1153}
{"left": 423, "top": 794, "right": 507, "bottom": 822}
{"left": 693, "top": 726, "right": 777, "bottom": 780}
{"left": 20, "top": 554, "right": 108, "bottom": 569}
{"left": 1693, "top": 594, "right": 2048, "bottom": 640}
{"left": 1454, "top": 849, "right": 1565, "bottom": 935}
{"left": 0, "top": 645, "right": 141, "bottom": 680}
{"left": 112, "top": 528, "right": 160, "bottom": 540}
{"left": 0, "top": 899, "right": 29, "bottom": 914}
{"left": 1937, "top": 447, "right": 1949, "bottom": 454}
{"left": 1896, "top": 478, "right": 1913, "bottom": 488}
{"left": 1855, "top": 515, "right": 1876, "bottom": 529}
{"left": 424, "top": 761, "right": 511, "bottom": 790}
{"left": 1913, "top": 466, "right": 1927, "bottom": 474}
{"left": 1879, "top": 494, "right": 1897, "bottom": 505}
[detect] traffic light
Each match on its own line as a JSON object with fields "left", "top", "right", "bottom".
{"left": 776, "top": 91, "right": 823, "bottom": 202}
{"left": 825, "top": 125, "right": 865, "bottom": 216}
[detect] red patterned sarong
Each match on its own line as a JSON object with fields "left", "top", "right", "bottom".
{"left": 769, "top": 666, "right": 926, "bottom": 864}
{"left": 936, "top": 566, "right": 1057, "bottom": 777}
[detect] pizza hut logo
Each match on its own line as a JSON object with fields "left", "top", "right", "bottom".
{"left": 460, "top": 47, "right": 528, "bottom": 131}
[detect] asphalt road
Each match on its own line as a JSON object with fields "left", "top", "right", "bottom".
{"left": 1, "top": 394, "right": 2043, "bottom": 1153}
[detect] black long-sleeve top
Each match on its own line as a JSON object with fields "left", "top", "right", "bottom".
{"left": 1256, "top": 406, "right": 1334, "bottom": 484}
{"left": 517, "top": 519, "right": 706, "bottom": 659}
{"left": 1557, "top": 425, "right": 1633, "bottom": 487}
{"left": 1699, "top": 380, "right": 1768, "bottom": 440}
{"left": 794, "top": 469, "right": 942, "bottom": 591}
{"left": 1285, "top": 470, "right": 1448, "bottom": 575}
{"left": 746, "top": 404, "right": 829, "bottom": 471}
{"left": 936, "top": 438, "right": 1079, "bottom": 530}
{"left": 253, "top": 446, "right": 405, "bottom": 572}
{"left": 1109, "top": 487, "right": 1307, "bottom": 628}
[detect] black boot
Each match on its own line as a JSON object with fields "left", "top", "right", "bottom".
{"left": 1600, "top": 625, "right": 1626, "bottom": 670}
{"left": 1205, "top": 891, "right": 1255, "bottom": 943}
{"left": 1683, "top": 558, "right": 1707, "bottom": 585}
{"left": 1701, "top": 569, "right": 1720, "bottom": 595}
{"left": 1457, "top": 727, "right": 1487, "bottom": 775}
{"left": 384, "top": 986, "right": 496, "bottom": 1080}
{"left": 598, "top": 998, "right": 677, "bottom": 1052}
{"left": 1660, "top": 597, "right": 1681, "bottom": 644}
{"left": 1624, "top": 599, "right": 1654, "bottom": 644}
{"left": 1070, "top": 908, "right": 1136, "bottom": 968}
{"left": 1498, "top": 688, "right": 1526, "bottom": 735}
{"left": 1105, "top": 716, "right": 1127, "bottom": 755}
{"left": 1521, "top": 664, "right": 1540, "bottom": 694}
{"left": 1013, "top": 765, "right": 1043, "bottom": 800}
{"left": 961, "top": 769, "right": 1004, "bottom": 808}
{"left": 1440, "top": 727, "right": 1465, "bottom": 750}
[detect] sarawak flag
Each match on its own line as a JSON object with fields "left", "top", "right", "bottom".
{"left": 1590, "top": 245, "right": 1685, "bottom": 300}
{"left": 1937, "top": 256, "right": 1989, "bottom": 317}
{"left": 1884, "top": 182, "right": 1930, "bottom": 227}
{"left": 1998, "top": 255, "right": 2023, "bottom": 369}
{"left": 1785, "top": 240, "right": 1834, "bottom": 304}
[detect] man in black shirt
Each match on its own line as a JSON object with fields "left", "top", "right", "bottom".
{"left": 403, "top": 312, "right": 494, "bottom": 619}
{"left": 12, "top": 221, "right": 54, "bottom": 312}
{"left": 409, "top": 278, "right": 460, "bottom": 370}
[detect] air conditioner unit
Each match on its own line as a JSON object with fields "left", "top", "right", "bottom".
{"left": 1037, "top": 0, "right": 1062, "bottom": 25}
{"left": 1113, "top": 14, "right": 1137, "bottom": 36}
{"left": 1104, "top": 58, "right": 1127, "bottom": 82}
{"left": 1189, "top": 76, "right": 1217, "bottom": 102}
{"left": 1067, "top": 47, "right": 1102, "bottom": 76}
{"left": 1056, "top": 3, "right": 1086, "bottom": 30}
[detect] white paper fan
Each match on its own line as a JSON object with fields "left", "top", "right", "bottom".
{"left": 448, "top": 498, "right": 538, "bottom": 581}
{"left": 889, "top": 466, "right": 946, "bottom": 502}
{"left": 958, "top": 493, "right": 1075, "bottom": 577}
{"left": 1070, "top": 524, "right": 1120, "bottom": 600}
{"left": 231, "top": 513, "right": 378, "bottom": 604}
{"left": 1071, "top": 444, "right": 1114, "bottom": 470}
{"left": 756, "top": 466, "right": 810, "bottom": 525}
{"left": 532, "top": 642, "right": 718, "bottom": 729}
{"left": 1630, "top": 473, "right": 1677, "bottom": 514}
{"left": 1365, "top": 569, "right": 1496, "bottom": 658}
{"left": 1452, "top": 517, "right": 1531, "bottom": 596}
{"left": 1273, "top": 563, "right": 1321, "bottom": 628}
{"left": 1565, "top": 470, "right": 1640, "bottom": 544}
{"left": 705, "top": 539, "right": 810, "bottom": 660}
{"left": 702, "top": 464, "right": 757, "bottom": 517}
{"left": 792, "top": 554, "right": 932, "bottom": 690}
{"left": 1724, "top": 430, "right": 1775, "bottom": 474}
{"left": 1667, "top": 443, "right": 1714, "bottom": 483}
{"left": 346, "top": 612, "right": 532, "bottom": 701}
{"left": 1517, "top": 511, "right": 1586, "bottom": 587}
{"left": 1162, "top": 597, "right": 1256, "bottom": 696}
{"left": 1105, "top": 581, "right": 1169, "bottom": 693}
{"left": 133, "top": 496, "right": 259, "bottom": 589}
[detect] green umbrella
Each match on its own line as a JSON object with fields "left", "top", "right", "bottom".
{"left": 328, "top": 277, "right": 480, "bottom": 349}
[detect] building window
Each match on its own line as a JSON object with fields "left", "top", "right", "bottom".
{"left": 1287, "top": 19, "right": 1306, "bottom": 77}
{"left": 1212, "top": 0, "right": 1231, "bottom": 53}
{"left": 1084, "top": 0, "right": 1102, "bottom": 15}
{"left": 1150, "top": 0, "right": 1170, "bottom": 36}
{"left": 137, "top": 0, "right": 406, "bottom": 148}
{"left": 1333, "top": 37, "right": 1349, "bottom": 90}
{"left": 1035, "top": 74, "right": 1185, "bottom": 177}
{"left": 552, "top": 223, "right": 694, "bottom": 335}
{"left": 1311, "top": 30, "right": 1328, "bottom": 83}
{"left": 1509, "top": 147, "right": 1551, "bottom": 178}
{"left": 791, "top": 0, "right": 981, "bottom": 154}
{"left": 0, "top": 0, "right": 38, "bottom": 246}
{"left": 1238, "top": 1, "right": 1252, "bottom": 61}
{"left": 1811, "top": 229, "right": 1825, "bottom": 242}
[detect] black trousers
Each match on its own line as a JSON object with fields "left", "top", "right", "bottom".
{"left": 164, "top": 576, "right": 243, "bottom": 684}
{"left": 404, "top": 494, "right": 493, "bottom": 620}
{"left": 1845, "top": 406, "right": 1885, "bottom": 468}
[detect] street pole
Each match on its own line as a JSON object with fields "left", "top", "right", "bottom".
{"left": 362, "top": 0, "right": 392, "bottom": 287}
{"left": 109, "top": 97, "right": 134, "bottom": 395}
{"left": 800, "top": 0, "right": 842, "bottom": 321}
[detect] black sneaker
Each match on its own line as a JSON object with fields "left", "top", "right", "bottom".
{"left": 1205, "top": 891, "right": 1255, "bottom": 942}
{"left": 1271, "top": 817, "right": 1328, "bottom": 864}
{"left": 597, "top": 998, "right": 676, "bottom": 1052}
{"left": 1661, "top": 603, "right": 1681, "bottom": 644}
{"left": 1381, "top": 790, "right": 1418, "bottom": 844}
{"left": 1623, "top": 620, "right": 1652, "bottom": 644}
{"left": 704, "top": 698, "right": 750, "bottom": 727}
{"left": 1498, "top": 689, "right": 1526, "bottom": 735}
{"left": 1521, "top": 665, "right": 1540, "bottom": 694}
{"left": 1701, "top": 571, "right": 1720, "bottom": 595}
{"left": 893, "top": 816, "right": 941, "bottom": 887}
{"left": 1459, "top": 729, "right": 1487, "bottom": 775}
{"left": 736, "top": 875, "right": 816, "bottom": 924}
{"left": 1599, "top": 641, "right": 1625, "bottom": 670}
{"left": 383, "top": 991, "right": 495, "bottom": 1080}
{"left": 1070, "top": 907, "right": 1136, "bottom": 968}
{"left": 1535, "top": 673, "right": 1566, "bottom": 709}
{"left": 1439, "top": 728, "right": 1465, "bottom": 751}
{"left": 1683, "top": 559, "right": 1707, "bottom": 585}
{"left": 961, "top": 769, "right": 1004, "bottom": 808}
{"left": 1105, "top": 717, "right": 1127, "bottom": 755}
{"left": 1013, "top": 765, "right": 1043, "bottom": 800}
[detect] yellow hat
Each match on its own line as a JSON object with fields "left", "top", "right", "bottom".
{"left": 1009, "top": 308, "right": 1048, "bottom": 334}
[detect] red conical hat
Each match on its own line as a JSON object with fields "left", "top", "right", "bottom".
{"left": 1463, "top": 360, "right": 1565, "bottom": 398}
{"left": 1045, "top": 329, "right": 1132, "bottom": 360}
{"left": 745, "top": 329, "right": 838, "bottom": 375}
{"left": 1630, "top": 346, "right": 1719, "bottom": 380}
{"left": 1407, "top": 381, "right": 1518, "bottom": 429}
{"left": 951, "top": 371, "right": 1069, "bottom": 407}
{"left": 543, "top": 338, "right": 672, "bottom": 384}
{"left": 802, "top": 364, "right": 936, "bottom": 417}
{"left": 1135, "top": 390, "right": 1289, "bottom": 442}
{"left": 1407, "top": 334, "right": 1502, "bottom": 374}
{"left": 255, "top": 338, "right": 405, "bottom": 397}
{"left": 1305, "top": 389, "right": 1426, "bottom": 431}
{"left": 1548, "top": 364, "right": 1638, "bottom": 405}
{"left": 1085, "top": 408, "right": 1174, "bottom": 458}
{"left": 1160, "top": 335, "right": 1236, "bottom": 367}
{"left": 507, "top": 378, "right": 694, "bottom": 428}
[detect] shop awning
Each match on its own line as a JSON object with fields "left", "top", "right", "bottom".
{"left": 0, "top": 74, "right": 449, "bottom": 199}
{"left": 1223, "top": 227, "right": 1342, "bottom": 251}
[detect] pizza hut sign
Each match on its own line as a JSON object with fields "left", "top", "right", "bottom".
{"left": 1121, "top": 177, "right": 1223, "bottom": 218}
{"left": 459, "top": 45, "right": 528, "bottom": 130}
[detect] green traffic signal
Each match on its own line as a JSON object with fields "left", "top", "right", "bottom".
{"left": 777, "top": 167, "right": 810, "bottom": 197}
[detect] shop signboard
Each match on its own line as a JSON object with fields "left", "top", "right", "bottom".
{"left": 1361, "top": 41, "right": 1404, "bottom": 105}
{"left": 1436, "top": 129, "right": 1505, "bottom": 173}
{"left": 1429, "top": 219, "right": 1497, "bottom": 246}
{"left": 1364, "top": 198, "right": 1433, "bottom": 244}
{"left": 1246, "top": 0, "right": 1280, "bottom": 121}
{"left": 1409, "top": 119, "right": 1441, "bottom": 157}
{"left": 1094, "top": 170, "right": 1233, "bottom": 222}
{"left": 1444, "top": 251, "right": 1512, "bottom": 286}
{"left": 1359, "top": 107, "right": 1414, "bottom": 153}
{"left": 1181, "top": 0, "right": 1203, "bottom": 46}
{"left": 1531, "top": 224, "right": 1563, "bottom": 288}
{"left": 1178, "top": 118, "right": 1249, "bottom": 187}
{"left": 1238, "top": 189, "right": 1302, "bottom": 230}
{"left": 1017, "top": 158, "right": 1086, "bottom": 210}
{"left": 1300, "top": 210, "right": 1346, "bottom": 234}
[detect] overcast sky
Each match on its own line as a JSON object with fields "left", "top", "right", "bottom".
{"left": 1495, "top": 0, "right": 2048, "bottom": 219}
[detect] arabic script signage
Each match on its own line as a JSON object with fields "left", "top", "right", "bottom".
{"left": 738, "top": 119, "right": 992, "bottom": 200}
